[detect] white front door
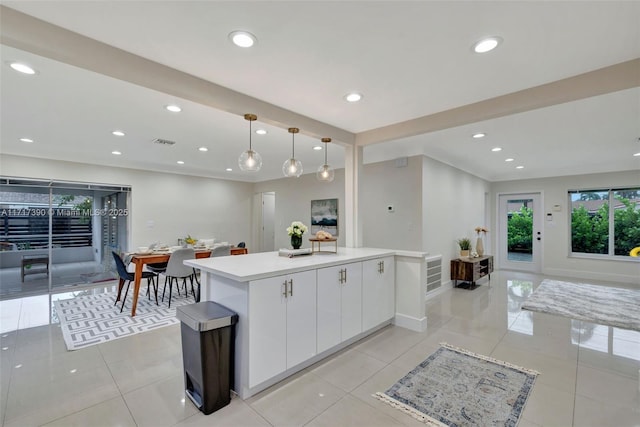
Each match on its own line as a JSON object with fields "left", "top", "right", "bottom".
{"left": 498, "top": 193, "right": 543, "bottom": 272}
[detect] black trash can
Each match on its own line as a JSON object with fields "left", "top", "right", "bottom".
{"left": 176, "top": 301, "right": 238, "bottom": 415}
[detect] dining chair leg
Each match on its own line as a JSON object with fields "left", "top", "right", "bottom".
{"left": 162, "top": 276, "right": 168, "bottom": 302}
{"left": 188, "top": 275, "right": 196, "bottom": 300}
{"left": 193, "top": 268, "right": 200, "bottom": 286}
{"left": 120, "top": 280, "right": 131, "bottom": 313}
{"left": 153, "top": 276, "right": 159, "bottom": 305}
{"left": 167, "top": 277, "right": 174, "bottom": 308}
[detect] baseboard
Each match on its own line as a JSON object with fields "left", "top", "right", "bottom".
{"left": 394, "top": 313, "right": 427, "bottom": 332}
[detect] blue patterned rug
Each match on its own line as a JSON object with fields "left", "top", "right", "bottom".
{"left": 54, "top": 287, "right": 193, "bottom": 350}
{"left": 522, "top": 279, "right": 640, "bottom": 331}
{"left": 376, "top": 343, "right": 538, "bottom": 426}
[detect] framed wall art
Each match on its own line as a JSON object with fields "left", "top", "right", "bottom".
{"left": 310, "top": 198, "right": 338, "bottom": 236}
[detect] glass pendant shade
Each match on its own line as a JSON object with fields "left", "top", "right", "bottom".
{"left": 239, "top": 149, "right": 262, "bottom": 171}
{"left": 238, "top": 113, "right": 261, "bottom": 172}
{"left": 283, "top": 158, "right": 303, "bottom": 177}
{"left": 316, "top": 164, "right": 335, "bottom": 182}
{"left": 316, "top": 137, "right": 334, "bottom": 182}
{"left": 283, "top": 127, "right": 303, "bottom": 178}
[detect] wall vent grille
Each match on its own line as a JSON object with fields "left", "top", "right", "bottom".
{"left": 152, "top": 138, "right": 176, "bottom": 146}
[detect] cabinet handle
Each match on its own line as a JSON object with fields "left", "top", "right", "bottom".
{"left": 344, "top": 268, "right": 347, "bottom": 283}
{"left": 282, "top": 280, "right": 288, "bottom": 298}
{"left": 288, "top": 279, "right": 293, "bottom": 297}
{"left": 378, "top": 260, "right": 384, "bottom": 273}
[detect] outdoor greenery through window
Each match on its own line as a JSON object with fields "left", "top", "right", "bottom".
{"left": 569, "top": 187, "right": 640, "bottom": 257}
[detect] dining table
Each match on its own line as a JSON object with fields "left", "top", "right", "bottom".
{"left": 120, "top": 249, "right": 211, "bottom": 317}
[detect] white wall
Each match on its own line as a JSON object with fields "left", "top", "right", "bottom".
{"left": 491, "top": 170, "right": 640, "bottom": 284}
{"left": 421, "top": 156, "right": 491, "bottom": 282}
{"left": 360, "top": 154, "right": 490, "bottom": 288}
{"left": 253, "top": 169, "right": 346, "bottom": 250}
{"left": 1, "top": 155, "right": 254, "bottom": 250}
{"left": 361, "top": 156, "right": 423, "bottom": 251}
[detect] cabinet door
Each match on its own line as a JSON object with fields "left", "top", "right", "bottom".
{"left": 317, "top": 265, "right": 342, "bottom": 353}
{"left": 362, "top": 256, "right": 395, "bottom": 330}
{"left": 286, "top": 270, "right": 317, "bottom": 368}
{"left": 249, "top": 276, "right": 287, "bottom": 387}
{"left": 341, "top": 262, "right": 363, "bottom": 342}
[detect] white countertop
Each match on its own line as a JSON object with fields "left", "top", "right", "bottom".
{"left": 184, "top": 247, "right": 399, "bottom": 282}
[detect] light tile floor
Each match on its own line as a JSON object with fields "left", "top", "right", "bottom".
{"left": 1, "top": 270, "right": 639, "bottom": 426}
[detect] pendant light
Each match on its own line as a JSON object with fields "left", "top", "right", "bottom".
{"left": 282, "top": 127, "right": 303, "bottom": 178}
{"left": 316, "top": 137, "right": 335, "bottom": 182}
{"left": 238, "top": 113, "right": 262, "bottom": 171}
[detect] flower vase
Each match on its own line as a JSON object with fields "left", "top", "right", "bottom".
{"left": 291, "top": 234, "right": 302, "bottom": 250}
{"left": 476, "top": 236, "right": 484, "bottom": 256}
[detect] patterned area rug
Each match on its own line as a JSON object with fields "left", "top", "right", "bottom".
{"left": 375, "top": 343, "right": 539, "bottom": 427}
{"left": 54, "top": 287, "right": 193, "bottom": 350}
{"left": 522, "top": 279, "right": 640, "bottom": 331}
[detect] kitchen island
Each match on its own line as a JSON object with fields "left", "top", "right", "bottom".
{"left": 185, "top": 247, "right": 406, "bottom": 399}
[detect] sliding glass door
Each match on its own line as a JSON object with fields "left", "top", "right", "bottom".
{"left": 0, "top": 177, "right": 130, "bottom": 300}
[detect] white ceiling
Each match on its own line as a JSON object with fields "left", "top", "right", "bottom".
{"left": 1, "top": 1, "right": 639, "bottom": 182}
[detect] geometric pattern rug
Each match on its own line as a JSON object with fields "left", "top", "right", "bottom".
{"left": 522, "top": 279, "right": 640, "bottom": 331}
{"left": 375, "top": 343, "right": 539, "bottom": 427}
{"left": 54, "top": 287, "right": 193, "bottom": 350}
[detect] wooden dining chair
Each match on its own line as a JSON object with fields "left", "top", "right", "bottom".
{"left": 112, "top": 252, "right": 158, "bottom": 312}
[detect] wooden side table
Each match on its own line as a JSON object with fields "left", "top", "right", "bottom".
{"left": 309, "top": 238, "right": 337, "bottom": 253}
{"left": 450, "top": 255, "right": 493, "bottom": 289}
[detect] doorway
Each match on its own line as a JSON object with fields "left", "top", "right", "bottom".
{"left": 498, "top": 193, "right": 542, "bottom": 272}
{"left": 253, "top": 192, "right": 275, "bottom": 253}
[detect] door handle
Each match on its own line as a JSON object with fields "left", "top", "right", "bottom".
{"left": 288, "top": 279, "right": 293, "bottom": 296}
{"left": 282, "top": 280, "right": 288, "bottom": 298}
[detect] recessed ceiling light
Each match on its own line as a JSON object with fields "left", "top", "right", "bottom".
{"left": 472, "top": 133, "right": 486, "bottom": 139}
{"left": 111, "top": 151, "right": 122, "bottom": 155}
{"left": 473, "top": 36, "right": 502, "bottom": 53}
{"left": 255, "top": 129, "right": 267, "bottom": 135}
{"left": 198, "top": 147, "right": 208, "bottom": 152}
{"left": 19, "top": 137, "right": 34, "bottom": 143}
{"left": 516, "top": 165, "right": 524, "bottom": 169}
{"left": 112, "top": 130, "right": 125, "bottom": 136}
{"left": 9, "top": 62, "right": 36, "bottom": 75}
{"left": 225, "top": 168, "right": 233, "bottom": 172}
{"left": 165, "top": 105, "right": 182, "bottom": 113}
{"left": 491, "top": 147, "right": 502, "bottom": 152}
{"left": 177, "top": 160, "right": 185, "bottom": 165}
{"left": 505, "top": 158, "right": 514, "bottom": 162}
{"left": 313, "top": 146, "right": 323, "bottom": 151}
{"left": 229, "top": 31, "right": 257, "bottom": 48}
{"left": 344, "top": 92, "right": 363, "bottom": 103}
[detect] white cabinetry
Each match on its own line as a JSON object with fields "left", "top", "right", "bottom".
{"left": 362, "top": 256, "right": 395, "bottom": 330}
{"left": 248, "top": 269, "right": 316, "bottom": 387}
{"left": 317, "top": 262, "right": 363, "bottom": 353}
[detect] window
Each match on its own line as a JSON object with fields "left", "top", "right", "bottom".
{"left": 569, "top": 187, "right": 640, "bottom": 257}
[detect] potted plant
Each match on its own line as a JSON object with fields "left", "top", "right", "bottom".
{"left": 457, "top": 237, "right": 471, "bottom": 258}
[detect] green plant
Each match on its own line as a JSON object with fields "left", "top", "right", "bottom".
{"left": 457, "top": 238, "right": 471, "bottom": 251}
{"left": 508, "top": 206, "right": 533, "bottom": 252}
